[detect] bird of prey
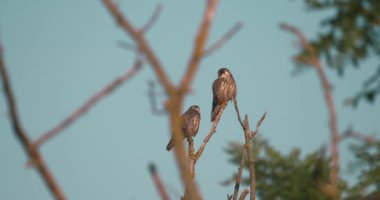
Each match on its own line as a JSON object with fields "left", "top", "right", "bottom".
{"left": 166, "top": 105, "right": 201, "bottom": 151}
{"left": 211, "top": 67, "right": 237, "bottom": 122}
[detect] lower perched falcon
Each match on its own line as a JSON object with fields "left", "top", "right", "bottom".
{"left": 166, "top": 105, "right": 201, "bottom": 151}
{"left": 211, "top": 68, "right": 237, "bottom": 122}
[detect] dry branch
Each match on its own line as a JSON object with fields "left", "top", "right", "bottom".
{"left": 341, "top": 129, "right": 374, "bottom": 144}
{"left": 140, "top": 4, "right": 163, "bottom": 33}
{"left": 179, "top": 0, "right": 219, "bottom": 93}
{"left": 232, "top": 144, "right": 246, "bottom": 200}
{"left": 149, "top": 163, "right": 171, "bottom": 200}
{"left": 103, "top": 0, "right": 175, "bottom": 96}
{"left": 0, "top": 44, "right": 66, "bottom": 200}
{"left": 281, "top": 23, "right": 340, "bottom": 200}
{"left": 232, "top": 98, "right": 266, "bottom": 200}
{"left": 239, "top": 189, "right": 249, "bottom": 200}
{"left": 34, "top": 57, "right": 143, "bottom": 147}
{"left": 102, "top": 1, "right": 202, "bottom": 199}
{"left": 233, "top": 98, "right": 245, "bottom": 129}
{"left": 194, "top": 106, "right": 224, "bottom": 162}
{"left": 242, "top": 116, "right": 256, "bottom": 200}
{"left": 203, "top": 22, "right": 243, "bottom": 58}
{"left": 250, "top": 112, "right": 266, "bottom": 139}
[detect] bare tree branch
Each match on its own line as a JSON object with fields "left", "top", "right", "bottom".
{"left": 103, "top": 0, "right": 175, "bottom": 96}
{"left": 33, "top": 57, "right": 143, "bottom": 147}
{"left": 232, "top": 112, "right": 265, "bottom": 200}
{"left": 194, "top": 106, "right": 224, "bottom": 162}
{"left": 341, "top": 129, "right": 374, "bottom": 144}
{"left": 239, "top": 189, "right": 249, "bottom": 200}
{"left": 250, "top": 112, "right": 266, "bottom": 139}
{"left": 117, "top": 5, "right": 162, "bottom": 52}
{"left": 232, "top": 144, "right": 246, "bottom": 200}
{"left": 187, "top": 136, "right": 195, "bottom": 179}
{"left": 281, "top": 23, "right": 340, "bottom": 200}
{"left": 179, "top": 0, "right": 219, "bottom": 93}
{"left": 0, "top": 44, "right": 66, "bottom": 200}
{"left": 203, "top": 22, "right": 243, "bottom": 58}
{"left": 149, "top": 163, "right": 171, "bottom": 200}
{"left": 242, "top": 115, "right": 256, "bottom": 200}
{"left": 233, "top": 98, "right": 245, "bottom": 129}
{"left": 140, "top": 4, "right": 163, "bottom": 33}
{"left": 103, "top": 2, "right": 204, "bottom": 199}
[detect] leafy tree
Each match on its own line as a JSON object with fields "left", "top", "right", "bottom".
{"left": 225, "top": 137, "right": 331, "bottom": 200}
{"left": 224, "top": 137, "right": 380, "bottom": 200}
{"left": 343, "top": 140, "right": 380, "bottom": 200}
{"left": 299, "top": 0, "right": 380, "bottom": 105}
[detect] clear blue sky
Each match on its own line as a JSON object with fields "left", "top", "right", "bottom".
{"left": 0, "top": 0, "right": 378, "bottom": 199}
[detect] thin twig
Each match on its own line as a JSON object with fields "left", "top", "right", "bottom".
{"left": 203, "top": 22, "right": 243, "bottom": 57}
{"left": 194, "top": 106, "right": 224, "bottom": 162}
{"left": 341, "top": 129, "right": 374, "bottom": 144}
{"left": 233, "top": 99, "right": 266, "bottom": 200}
{"left": 103, "top": 2, "right": 202, "bottom": 199}
{"left": 118, "top": 4, "right": 162, "bottom": 54}
{"left": 281, "top": 23, "right": 340, "bottom": 200}
{"left": 233, "top": 98, "right": 245, "bottom": 129}
{"left": 0, "top": 44, "right": 66, "bottom": 200}
{"left": 149, "top": 163, "right": 171, "bottom": 200}
{"left": 140, "top": 4, "right": 163, "bottom": 33}
{"left": 232, "top": 145, "right": 246, "bottom": 200}
{"left": 250, "top": 112, "right": 266, "bottom": 139}
{"left": 179, "top": 0, "right": 219, "bottom": 93}
{"left": 34, "top": 58, "right": 143, "bottom": 147}
{"left": 103, "top": 0, "right": 175, "bottom": 96}
{"left": 239, "top": 189, "right": 249, "bottom": 200}
{"left": 242, "top": 116, "right": 256, "bottom": 200}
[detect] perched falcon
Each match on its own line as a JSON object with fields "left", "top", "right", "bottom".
{"left": 166, "top": 105, "right": 201, "bottom": 151}
{"left": 211, "top": 68, "right": 237, "bottom": 122}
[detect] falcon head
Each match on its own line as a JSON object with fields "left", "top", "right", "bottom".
{"left": 189, "top": 105, "right": 200, "bottom": 113}
{"left": 217, "top": 67, "right": 231, "bottom": 79}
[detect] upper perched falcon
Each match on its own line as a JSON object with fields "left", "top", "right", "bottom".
{"left": 166, "top": 105, "right": 201, "bottom": 151}
{"left": 211, "top": 68, "right": 237, "bottom": 122}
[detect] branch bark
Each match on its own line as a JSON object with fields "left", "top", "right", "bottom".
{"left": 0, "top": 45, "right": 66, "bottom": 200}
{"left": 194, "top": 106, "right": 224, "bottom": 162}
{"left": 179, "top": 0, "right": 219, "bottom": 93}
{"left": 242, "top": 116, "right": 256, "bottom": 200}
{"left": 140, "top": 4, "right": 163, "bottom": 33}
{"left": 203, "top": 22, "right": 243, "bottom": 58}
{"left": 102, "top": 3, "right": 201, "bottom": 199}
{"left": 232, "top": 99, "right": 267, "bottom": 200}
{"left": 149, "top": 163, "right": 171, "bottom": 200}
{"left": 103, "top": 0, "right": 175, "bottom": 96}
{"left": 281, "top": 23, "right": 340, "bottom": 200}
{"left": 34, "top": 57, "right": 143, "bottom": 147}
{"left": 239, "top": 189, "right": 249, "bottom": 200}
{"left": 232, "top": 144, "right": 246, "bottom": 200}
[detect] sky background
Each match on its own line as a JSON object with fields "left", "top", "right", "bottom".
{"left": 0, "top": 0, "right": 379, "bottom": 199}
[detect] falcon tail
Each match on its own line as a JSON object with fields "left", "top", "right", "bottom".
{"left": 211, "top": 104, "right": 223, "bottom": 122}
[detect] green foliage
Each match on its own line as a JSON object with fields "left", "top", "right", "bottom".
{"left": 304, "top": 0, "right": 380, "bottom": 72}
{"left": 224, "top": 137, "right": 380, "bottom": 200}
{"left": 343, "top": 140, "right": 380, "bottom": 200}
{"left": 348, "top": 66, "right": 380, "bottom": 107}
{"left": 294, "top": 0, "right": 380, "bottom": 106}
{"left": 225, "top": 137, "right": 332, "bottom": 200}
